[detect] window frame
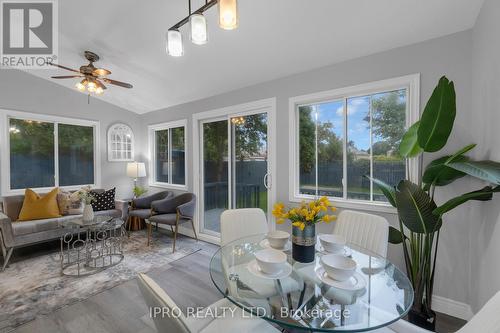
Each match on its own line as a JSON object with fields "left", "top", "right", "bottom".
{"left": 148, "top": 119, "right": 188, "bottom": 191}
{"left": 0, "top": 109, "right": 101, "bottom": 196}
{"left": 288, "top": 74, "right": 420, "bottom": 213}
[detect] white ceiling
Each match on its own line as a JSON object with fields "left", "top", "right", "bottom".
{"left": 26, "top": 0, "right": 484, "bottom": 114}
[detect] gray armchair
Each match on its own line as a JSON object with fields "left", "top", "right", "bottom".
{"left": 147, "top": 193, "right": 197, "bottom": 252}
{"left": 127, "top": 191, "right": 173, "bottom": 234}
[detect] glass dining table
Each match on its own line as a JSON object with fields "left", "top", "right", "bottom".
{"left": 209, "top": 234, "right": 414, "bottom": 332}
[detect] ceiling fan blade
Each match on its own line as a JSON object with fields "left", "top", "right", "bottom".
{"left": 93, "top": 68, "right": 111, "bottom": 76}
{"left": 48, "top": 62, "right": 81, "bottom": 73}
{"left": 51, "top": 75, "right": 82, "bottom": 79}
{"left": 102, "top": 78, "right": 133, "bottom": 89}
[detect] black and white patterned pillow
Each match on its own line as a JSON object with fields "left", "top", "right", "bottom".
{"left": 91, "top": 188, "right": 116, "bottom": 211}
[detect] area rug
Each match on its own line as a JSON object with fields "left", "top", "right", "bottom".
{"left": 0, "top": 230, "right": 201, "bottom": 333}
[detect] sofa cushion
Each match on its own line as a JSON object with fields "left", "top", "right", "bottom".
{"left": 12, "top": 217, "right": 61, "bottom": 236}
{"left": 2, "top": 195, "right": 25, "bottom": 221}
{"left": 18, "top": 188, "right": 61, "bottom": 221}
{"left": 57, "top": 190, "right": 84, "bottom": 215}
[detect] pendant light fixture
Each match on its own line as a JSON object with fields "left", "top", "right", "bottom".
{"left": 166, "top": 29, "right": 184, "bottom": 57}
{"left": 166, "top": 0, "right": 238, "bottom": 57}
{"left": 219, "top": 0, "right": 238, "bottom": 30}
{"left": 190, "top": 13, "right": 208, "bottom": 45}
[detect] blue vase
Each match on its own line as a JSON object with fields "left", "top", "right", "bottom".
{"left": 292, "top": 224, "right": 316, "bottom": 263}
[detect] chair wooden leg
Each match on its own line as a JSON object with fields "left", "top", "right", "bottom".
{"left": 190, "top": 219, "right": 198, "bottom": 241}
{"left": 173, "top": 221, "right": 179, "bottom": 253}
{"left": 147, "top": 221, "right": 152, "bottom": 247}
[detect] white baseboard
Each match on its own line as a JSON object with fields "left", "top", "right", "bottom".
{"left": 432, "top": 294, "right": 473, "bottom": 321}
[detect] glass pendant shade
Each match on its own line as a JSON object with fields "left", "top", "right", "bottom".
{"left": 167, "top": 29, "right": 184, "bottom": 57}
{"left": 219, "top": 0, "right": 238, "bottom": 30}
{"left": 190, "top": 13, "right": 208, "bottom": 45}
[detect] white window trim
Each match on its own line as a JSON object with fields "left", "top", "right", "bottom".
{"left": 148, "top": 119, "right": 188, "bottom": 191}
{"left": 0, "top": 109, "right": 101, "bottom": 196}
{"left": 107, "top": 123, "right": 135, "bottom": 162}
{"left": 288, "top": 74, "right": 420, "bottom": 214}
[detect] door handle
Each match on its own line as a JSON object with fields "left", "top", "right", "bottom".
{"left": 264, "top": 173, "right": 271, "bottom": 189}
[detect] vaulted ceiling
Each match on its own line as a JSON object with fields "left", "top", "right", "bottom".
{"left": 26, "top": 0, "right": 484, "bottom": 114}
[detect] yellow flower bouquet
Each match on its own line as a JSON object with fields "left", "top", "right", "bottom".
{"left": 272, "top": 196, "right": 337, "bottom": 230}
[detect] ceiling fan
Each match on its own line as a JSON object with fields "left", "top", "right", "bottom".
{"left": 49, "top": 51, "right": 133, "bottom": 96}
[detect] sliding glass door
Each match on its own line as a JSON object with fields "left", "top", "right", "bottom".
{"left": 201, "top": 112, "right": 270, "bottom": 236}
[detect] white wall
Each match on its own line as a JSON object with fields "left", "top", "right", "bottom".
{"left": 469, "top": 0, "right": 500, "bottom": 313}
{"left": 0, "top": 69, "right": 142, "bottom": 199}
{"left": 141, "top": 31, "right": 474, "bottom": 307}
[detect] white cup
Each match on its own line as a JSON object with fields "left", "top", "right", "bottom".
{"left": 255, "top": 248, "right": 287, "bottom": 275}
{"left": 266, "top": 230, "right": 290, "bottom": 249}
{"left": 319, "top": 234, "right": 346, "bottom": 254}
{"left": 321, "top": 254, "right": 357, "bottom": 281}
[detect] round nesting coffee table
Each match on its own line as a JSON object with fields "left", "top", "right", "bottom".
{"left": 59, "top": 215, "right": 125, "bottom": 277}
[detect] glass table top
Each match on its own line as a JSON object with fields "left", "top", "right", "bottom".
{"left": 209, "top": 234, "right": 413, "bottom": 332}
{"left": 60, "top": 215, "right": 123, "bottom": 228}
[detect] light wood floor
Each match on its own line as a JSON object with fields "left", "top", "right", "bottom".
{"left": 9, "top": 232, "right": 465, "bottom": 333}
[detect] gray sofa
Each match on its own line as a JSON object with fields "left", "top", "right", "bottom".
{"left": 0, "top": 189, "right": 127, "bottom": 271}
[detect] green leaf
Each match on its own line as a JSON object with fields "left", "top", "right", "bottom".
{"left": 388, "top": 226, "right": 405, "bottom": 244}
{"left": 395, "top": 180, "right": 441, "bottom": 234}
{"left": 366, "top": 176, "right": 396, "bottom": 207}
{"left": 422, "top": 155, "right": 467, "bottom": 187}
{"left": 445, "top": 144, "right": 477, "bottom": 164}
{"left": 448, "top": 160, "right": 500, "bottom": 185}
{"left": 399, "top": 121, "right": 423, "bottom": 158}
{"left": 433, "top": 186, "right": 500, "bottom": 216}
{"left": 417, "top": 76, "right": 456, "bottom": 152}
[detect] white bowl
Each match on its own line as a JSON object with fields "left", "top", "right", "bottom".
{"left": 319, "top": 234, "right": 346, "bottom": 254}
{"left": 321, "top": 254, "right": 357, "bottom": 281}
{"left": 266, "top": 231, "right": 290, "bottom": 249}
{"left": 254, "top": 248, "right": 287, "bottom": 275}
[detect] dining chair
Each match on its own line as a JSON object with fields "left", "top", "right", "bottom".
{"left": 376, "top": 290, "right": 500, "bottom": 332}
{"left": 147, "top": 193, "right": 197, "bottom": 252}
{"left": 333, "top": 210, "right": 389, "bottom": 258}
{"left": 220, "top": 208, "right": 268, "bottom": 246}
{"left": 136, "top": 273, "right": 280, "bottom": 333}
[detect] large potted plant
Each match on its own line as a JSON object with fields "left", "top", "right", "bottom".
{"left": 369, "top": 76, "right": 500, "bottom": 330}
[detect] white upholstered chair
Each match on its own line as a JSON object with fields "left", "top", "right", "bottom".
{"left": 375, "top": 291, "right": 500, "bottom": 332}
{"left": 220, "top": 208, "right": 268, "bottom": 246}
{"left": 137, "top": 273, "right": 280, "bottom": 333}
{"left": 333, "top": 210, "right": 389, "bottom": 258}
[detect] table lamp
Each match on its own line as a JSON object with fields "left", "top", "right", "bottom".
{"left": 127, "top": 162, "right": 146, "bottom": 189}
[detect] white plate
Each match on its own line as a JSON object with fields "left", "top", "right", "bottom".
{"left": 315, "top": 266, "right": 366, "bottom": 291}
{"left": 247, "top": 259, "right": 293, "bottom": 280}
{"left": 315, "top": 242, "right": 352, "bottom": 257}
{"left": 259, "top": 239, "right": 292, "bottom": 251}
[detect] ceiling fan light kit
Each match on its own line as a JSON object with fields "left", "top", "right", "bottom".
{"left": 166, "top": 0, "right": 238, "bottom": 57}
{"left": 49, "top": 50, "right": 133, "bottom": 97}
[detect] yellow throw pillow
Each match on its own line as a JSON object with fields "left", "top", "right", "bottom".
{"left": 18, "top": 188, "right": 62, "bottom": 221}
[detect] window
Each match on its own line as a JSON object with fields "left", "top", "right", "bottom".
{"left": 290, "top": 75, "right": 419, "bottom": 210}
{"left": 149, "top": 120, "right": 187, "bottom": 189}
{"left": 1, "top": 110, "right": 100, "bottom": 194}
{"left": 107, "top": 123, "right": 134, "bottom": 162}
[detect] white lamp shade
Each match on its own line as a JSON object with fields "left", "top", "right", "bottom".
{"left": 127, "top": 162, "right": 146, "bottom": 178}
{"left": 190, "top": 13, "right": 208, "bottom": 45}
{"left": 219, "top": 0, "right": 238, "bottom": 30}
{"left": 166, "top": 29, "right": 184, "bottom": 57}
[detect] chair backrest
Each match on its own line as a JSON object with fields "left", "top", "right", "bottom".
{"left": 220, "top": 208, "right": 268, "bottom": 246}
{"left": 136, "top": 273, "right": 191, "bottom": 333}
{"left": 333, "top": 210, "right": 389, "bottom": 258}
{"left": 457, "top": 291, "right": 500, "bottom": 333}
